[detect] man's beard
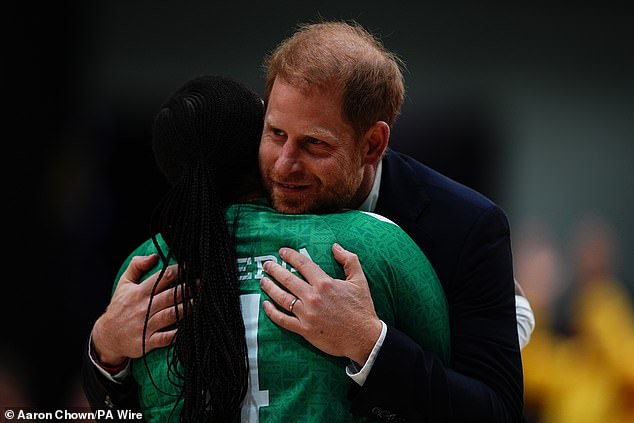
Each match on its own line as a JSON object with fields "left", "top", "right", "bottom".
{"left": 263, "top": 168, "right": 363, "bottom": 215}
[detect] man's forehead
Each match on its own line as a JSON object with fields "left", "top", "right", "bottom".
{"left": 269, "top": 76, "right": 344, "bottom": 106}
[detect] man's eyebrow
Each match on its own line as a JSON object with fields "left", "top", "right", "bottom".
{"left": 265, "top": 117, "right": 339, "bottom": 142}
{"left": 305, "top": 127, "right": 338, "bottom": 141}
{"left": 264, "top": 116, "right": 276, "bottom": 126}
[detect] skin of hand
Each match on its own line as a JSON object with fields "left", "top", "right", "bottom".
{"left": 260, "top": 243, "right": 383, "bottom": 366}
{"left": 91, "top": 255, "right": 181, "bottom": 366}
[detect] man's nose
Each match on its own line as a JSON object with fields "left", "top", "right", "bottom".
{"left": 275, "top": 140, "right": 303, "bottom": 174}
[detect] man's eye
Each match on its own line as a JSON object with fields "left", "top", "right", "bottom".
{"left": 272, "top": 128, "right": 285, "bottom": 137}
{"left": 306, "top": 137, "right": 323, "bottom": 145}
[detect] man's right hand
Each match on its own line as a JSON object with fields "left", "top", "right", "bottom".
{"left": 91, "top": 255, "right": 181, "bottom": 367}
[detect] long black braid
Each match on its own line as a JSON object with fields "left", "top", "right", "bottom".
{"left": 145, "top": 75, "right": 264, "bottom": 422}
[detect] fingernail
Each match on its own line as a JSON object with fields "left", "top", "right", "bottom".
{"left": 263, "top": 261, "right": 271, "bottom": 271}
{"left": 279, "top": 248, "right": 288, "bottom": 259}
{"left": 333, "top": 243, "right": 343, "bottom": 252}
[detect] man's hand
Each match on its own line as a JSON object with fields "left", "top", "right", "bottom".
{"left": 260, "top": 243, "right": 382, "bottom": 366}
{"left": 91, "top": 255, "right": 181, "bottom": 367}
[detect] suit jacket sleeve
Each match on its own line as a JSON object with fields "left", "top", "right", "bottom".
{"left": 82, "top": 243, "right": 156, "bottom": 420}
{"left": 81, "top": 335, "right": 145, "bottom": 421}
{"left": 349, "top": 205, "right": 523, "bottom": 422}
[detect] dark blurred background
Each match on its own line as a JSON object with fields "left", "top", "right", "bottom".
{"left": 4, "top": 1, "right": 633, "bottom": 421}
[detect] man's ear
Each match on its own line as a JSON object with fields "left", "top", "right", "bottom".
{"left": 362, "top": 121, "right": 390, "bottom": 165}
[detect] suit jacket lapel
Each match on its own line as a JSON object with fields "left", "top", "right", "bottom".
{"left": 376, "top": 149, "right": 430, "bottom": 223}
{"left": 374, "top": 149, "right": 435, "bottom": 257}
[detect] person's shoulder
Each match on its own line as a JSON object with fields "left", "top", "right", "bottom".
{"left": 326, "top": 209, "right": 415, "bottom": 244}
{"left": 385, "top": 149, "right": 497, "bottom": 211}
{"left": 357, "top": 210, "right": 399, "bottom": 226}
{"left": 320, "top": 208, "right": 395, "bottom": 225}
{"left": 117, "top": 236, "right": 168, "bottom": 273}
{"left": 127, "top": 234, "right": 167, "bottom": 257}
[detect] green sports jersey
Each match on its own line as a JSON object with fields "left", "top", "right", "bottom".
{"left": 113, "top": 203, "right": 450, "bottom": 422}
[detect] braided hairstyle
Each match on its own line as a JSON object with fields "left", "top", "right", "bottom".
{"left": 148, "top": 75, "right": 264, "bottom": 422}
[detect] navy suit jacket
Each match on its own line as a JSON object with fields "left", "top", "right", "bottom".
{"left": 348, "top": 149, "right": 523, "bottom": 422}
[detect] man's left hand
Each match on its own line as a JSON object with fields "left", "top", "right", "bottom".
{"left": 260, "top": 243, "right": 382, "bottom": 366}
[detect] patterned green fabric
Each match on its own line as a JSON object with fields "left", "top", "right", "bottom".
{"left": 112, "top": 203, "right": 450, "bottom": 422}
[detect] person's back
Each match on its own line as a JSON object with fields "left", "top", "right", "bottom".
{"left": 117, "top": 202, "right": 449, "bottom": 422}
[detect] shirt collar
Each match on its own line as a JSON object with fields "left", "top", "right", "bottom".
{"left": 358, "top": 160, "right": 382, "bottom": 212}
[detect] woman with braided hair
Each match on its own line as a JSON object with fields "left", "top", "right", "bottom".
{"left": 115, "top": 75, "right": 265, "bottom": 422}
{"left": 106, "top": 74, "right": 450, "bottom": 422}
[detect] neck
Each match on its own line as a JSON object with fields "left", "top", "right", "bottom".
{"left": 351, "top": 164, "right": 377, "bottom": 209}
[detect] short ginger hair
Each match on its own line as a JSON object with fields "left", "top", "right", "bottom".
{"left": 263, "top": 20, "right": 406, "bottom": 134}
